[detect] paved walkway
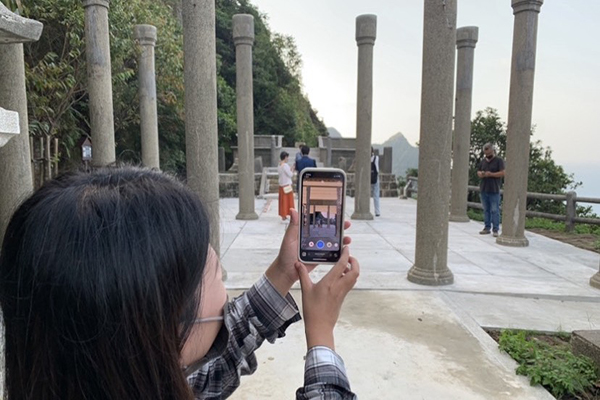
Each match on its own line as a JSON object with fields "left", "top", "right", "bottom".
{"left": 221, "top": 197, "right": 600, "bottom": 399}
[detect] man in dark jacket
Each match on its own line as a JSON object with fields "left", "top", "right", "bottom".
{"left": 295, "top": 145, "right": 317, "bottom": 191}
{"left": 477, "top": 143, "right": 505, "bottom": 237}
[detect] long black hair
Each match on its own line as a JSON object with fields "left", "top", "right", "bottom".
{"left": 0, "top": 167, "right": 209, "bottom": 400}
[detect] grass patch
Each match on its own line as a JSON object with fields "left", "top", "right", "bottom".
{"left": 496, "top": 330, "right": 599, "bottom": 399}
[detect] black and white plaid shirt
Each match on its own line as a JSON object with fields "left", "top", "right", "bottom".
{"left": 187, "top": 275, "right": 357, "bottom": 399}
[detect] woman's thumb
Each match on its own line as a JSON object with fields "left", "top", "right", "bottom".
{"left": 295, "top": 262, "right": 312, "bottom": 291}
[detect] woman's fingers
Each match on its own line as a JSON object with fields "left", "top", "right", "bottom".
{"left": 295, "top": 261, "right": 313, "bottom": 292}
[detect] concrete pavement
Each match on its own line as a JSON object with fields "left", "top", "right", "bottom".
{"left": 222, "top": 197, "right": 599, "bottom": 399}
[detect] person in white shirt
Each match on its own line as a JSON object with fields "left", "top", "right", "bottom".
{"left": 278, "top": 151, "right": 295, "bottom": 221}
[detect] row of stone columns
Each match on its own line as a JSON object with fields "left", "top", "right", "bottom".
{"left": 412, "top": 0, "right": 546, "bottom": 285}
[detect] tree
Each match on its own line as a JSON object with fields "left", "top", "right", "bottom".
{"left": 8, "top": 0, "right": 327, "bottom": 177}
{"left": 468, "top": 108, "right": 582, "bottom": 215}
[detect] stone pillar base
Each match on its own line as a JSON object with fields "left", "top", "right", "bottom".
{"left": 449, "top": 214, "right": 470, "bottom": 223}
{"left": 590, "top": 272, "right": 600, "bottom": 290}
{"left": 407, "top": 265, "right": 454, "bottom": 286}
{"left": 496, "top": 234, "right": 529, "bottom": 247}
{"left": 351, "top": 212, "right": 374, "bottom": 220}
{"left": 236, "top": 212, "right": 259, "bottom": 220}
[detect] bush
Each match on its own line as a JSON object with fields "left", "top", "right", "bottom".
{"left": 498, "top": 330, "right": 599, "bottom": 398}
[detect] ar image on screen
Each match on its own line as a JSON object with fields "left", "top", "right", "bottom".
{"left": 300, "top": 176, "right": 344, "bottom": 254}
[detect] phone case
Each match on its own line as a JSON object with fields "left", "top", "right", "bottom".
{"left": 297, "top": 167, "right": 346, "bottom": 265}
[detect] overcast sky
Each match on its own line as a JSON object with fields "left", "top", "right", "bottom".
{"left": 251, "top": 0, "right": 599, "bottom": 169}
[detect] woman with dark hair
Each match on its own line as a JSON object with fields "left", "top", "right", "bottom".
{"left": 278, "top": 150, "right": 295, "bottom": 222}
{"left": 0, "top": 167, "right": 359, "bottom": 400}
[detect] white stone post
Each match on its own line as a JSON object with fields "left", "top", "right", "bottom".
{"left": 83, "top": 0, "right": 116, "bottom": 167}
{"left": 497, "top": 0, "right": 544, "bottom": 247}
{"left": 407, "top": 0, "right": 456, "bottom": 286}
{"left": 450, "top": 27, "right": 478, "bottom": 223}
{"left": 351, "top": 14, "right": 377, "bottom": 220}
{"left": 0, "top": 3, "right": 42, "bottom": 244}
{"left": 233, "top": 14, "right": 258, "bottom": 220}
{"left": 134, "top": 24, "right": 160, "bottom": 169}
{"left": 182, "top": 0, "right": 222, "bottom": 263}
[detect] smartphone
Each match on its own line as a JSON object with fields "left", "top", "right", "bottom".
{"left": 298, "top": 168, "right": 346, "bottom": 264}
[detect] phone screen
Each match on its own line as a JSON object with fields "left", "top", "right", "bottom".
{"left": 298, "top": 168, "right": 346, "bottom": 264}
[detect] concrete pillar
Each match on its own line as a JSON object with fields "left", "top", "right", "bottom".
{"left": 0, "top": 46, "right": 35, "bottom": 244}
{"left": 497, "top": 0, "right": 544, "bottom": 248}
{"left": 233, "top": 14, "right": 258, "bottom": 220}
{"left": 83, "top": 0, "right": 116, "bottom": 167}
{"left": 0, "top": 4, "right": 42, "bottom": 244}
{"left": 407, "top": 0, "right": 456, "bottom": 286}
{"left": 351, "top": 14, "right": 377, "bottom": 221}
{"left": 182, "top": 0, "right": 222, "bottom": 264}
{"left": 450, "top": 26, "right": 479, "bottom": 223}
{"left": 134, "top": 24, "right": 160, "bottom": 169}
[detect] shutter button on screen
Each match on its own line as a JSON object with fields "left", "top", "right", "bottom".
{"left": 316, "top": 240, "right": 325, "bottom": 249}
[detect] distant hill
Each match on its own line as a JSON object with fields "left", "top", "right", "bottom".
{"left": 327, "top": 127, "right": 343, "bottom": 138}
{"left": 326, "top": 127, "right": 419, "bottom": 177}
{"left": 377, "top": 132, "right": 419, "bottom": 178}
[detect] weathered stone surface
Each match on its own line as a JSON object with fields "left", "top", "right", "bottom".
{"left": 0, "top": 2, "right": 43, "bottom": 44}
{"left": 450, "top": 26, "right": 478, "bottom": 223}
{"left": 0, "top": 107, "right": 19, "bottom": 147}
{"left": 497, "top": 0, "right": 544, "bottom": 247}
{"left": 352, "top": 14, "right": 377, "bottom": 221}
{"left": 407, "top": 0, "right": 456, "bottom": 286}
{"left": 233, "top": 14, "right": 258, "bottom": 220}
{"left": 572, "top": 330, "right": 600, "bottom": 370}
{"left": 83, "top": 0, "right": 116, "bottom": 167}
{"left": 182, "top": 0, "right": 221, "bottom": 257}
{"left": 134, "top": 24, "right": 159, "bottom": 169}
{"left": 0, "top": 44, "right": 34, "bottom": 244}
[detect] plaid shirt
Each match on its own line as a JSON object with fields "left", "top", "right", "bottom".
{"left": 187, "top": 275, "right": 357, "bottom": 399}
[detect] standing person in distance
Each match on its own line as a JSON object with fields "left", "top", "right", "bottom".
{"left": 371, "top": 147, "right": 381, "bottom": 217}
{"left": 278, "top": 151, "right": 295, "bottom": 222}
{"left": 293, "top": 143, "right": 304, "bottom": 171}
{"left": 295, "top": 145, "right": 317, "bottom": 191}
{"left": 477, "top": 143, "right": 505, "bottom": 237}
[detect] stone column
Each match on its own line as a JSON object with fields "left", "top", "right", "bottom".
{"left": 407, "top": 0, "right": 456, "bottom": 286}
{"left": 182, "top": 0, "right": 222, "bottom": 261}
{"left": 351, "top": 14, "right": 377, "bottom": 221}
{"left": 83, "top": 0, "right": 116, "bottom": 167}
{"left": 450, "top": 26, "right": 479, "bottom": 223}
{"left": 0, "top": 3, "right": 42, "bottom": 244}
{"left": 497, "top": 0, "right": 544, "bottom": 247}
{"left": 134, "top": 24, "right": 160, "bottom": 169}
{"left": 233, "top": 14, "right": 258, "bottom": 220}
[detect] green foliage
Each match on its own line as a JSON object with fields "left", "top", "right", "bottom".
{"left": 468, "top": 108, "right": 583, "bottom": 215}
{"left": 12, "top": 0, "right": 325, "bottom": 174}
{"left": 498, "top": 330, "right": 599, "bottom": 398}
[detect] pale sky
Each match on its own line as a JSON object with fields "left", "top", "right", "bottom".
{"left": 252, "top": 0, "right": 600, "bottom": 169}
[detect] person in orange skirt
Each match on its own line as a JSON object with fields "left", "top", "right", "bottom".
{"left": 278, "top": 151, "right": 295, "bottom": 221}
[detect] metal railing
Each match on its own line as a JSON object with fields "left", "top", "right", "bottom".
{"left": 401, "top": 176, "right": 600, "bottom": 232}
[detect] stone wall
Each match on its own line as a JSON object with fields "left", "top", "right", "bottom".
{"left": 219, "top": 172, "right": 399, "bottom": 198}
{"left": 219, "top": 173, "right": 261, "bottom": 197}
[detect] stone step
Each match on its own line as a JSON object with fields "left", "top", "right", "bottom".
{"left": 572, "top": 330, "right": 600, "bottom": 370}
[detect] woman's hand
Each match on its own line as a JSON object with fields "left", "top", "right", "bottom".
{"left": 265, "top": 209, "right": 352, "bottom": 297}
{"left": 295, "top": 246, "right": 359, "bottom": 350}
